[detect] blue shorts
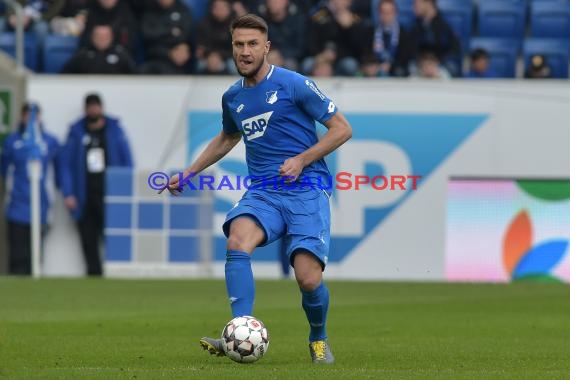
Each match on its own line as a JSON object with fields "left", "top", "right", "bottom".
{"left": 222, "top": 188, "right": 331, "bottom": 268}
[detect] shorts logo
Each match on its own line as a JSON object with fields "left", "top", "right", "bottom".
{"left": 305, "top": 79, "right": 326, "bottom": 101}
{"left": 266, "top": 91, "right": 278, "bottom": 104}
{"left": 242, "top": 111, "right": 273, "bottom": 141}
{"left": 237, "top": 104, "right": 244, "bottom": 113}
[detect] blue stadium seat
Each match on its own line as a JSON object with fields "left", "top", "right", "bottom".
{"left": 438, "top": 0, "right": 474, "bottom": 53}
{"left": 0, "top": 32, "right": 39, "bottom": 71}
{"left": 182, "top": 0, "right": 209, "bottom": 23}
{"left": 477, "top": 0, "right": 527, "bottom": 40}
{"left": 43, "top": 35, "right": 79, "bottom": 74}
{"left": 523, "top": 38, "right": 570, "bottom": 78}
{"left": 530, "top": 1, "right": 570, "bottom": 38}
{"left": 371, "top": 0, "right": 416, "bottom": 29}
{"left": 470, "top": 37, "right": 519, "bottom": 78}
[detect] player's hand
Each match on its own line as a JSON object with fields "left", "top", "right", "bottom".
{"left": 279, "top": 157, "right": 304, "bottom": 182}
{"left": 159, "top": 173, "right": 183, "bottom": 196}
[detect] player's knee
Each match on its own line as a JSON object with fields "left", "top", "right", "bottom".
{"left": 296, "top": 274, "right": 321, "bottom": 292}
{"left": 227, "top": 234, "right": 248, "bottom": 252}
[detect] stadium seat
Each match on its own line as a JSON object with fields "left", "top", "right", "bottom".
{"left": 438, "top": 0, "right": 474, "bottom": 53}
{"left": 0, "top": 32, "right": 39, "bottom": 71}
{"left": 182, "top": 0, "right": 209, "bottom": 23}
{"left": 523, "top": 38, "right": 570, "bottom": 78}
{"left": 371, "top": 0, "right": 416, "bottom": 29}
{"left": 477, "top": 0, "right": 527, "bottom": 40}
{"left": 42, "top": 35, "right": 79, "bottom": 74}
{"left": 530, "top": 1, "right": 570, "bottom": 38}
{"left": 470, "top": 37, "right": 519, "bottom": 78}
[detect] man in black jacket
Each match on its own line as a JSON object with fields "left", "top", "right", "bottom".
{"left": 303, "top": 0, "right": 368, "bottom": 76}
{"left": 140, "top": 0, "right": 194, "bottom": 74}
{"left": 62, "top": 24, "right": 136, "bottom": 74}
{"left": 411, "top": 0, "right": 460, "bottom": 76}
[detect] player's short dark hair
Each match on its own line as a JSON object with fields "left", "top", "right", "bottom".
{"left": 230, "top": 14, "right": 268, "bottom": 36}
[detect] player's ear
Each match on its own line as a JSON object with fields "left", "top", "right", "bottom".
{"left": 265, "top": 40, "right": 271, "bottom": 54}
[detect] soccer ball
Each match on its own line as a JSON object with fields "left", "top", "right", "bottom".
{"left": 221, "top": 316, "right": 269, "bottom": 363}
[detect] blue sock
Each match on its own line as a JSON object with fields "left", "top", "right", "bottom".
{"left": 225, "top": 250, "right": 255, "bottom": 317}
{"left": 301, "top": 282, "right": 329, "bottom": 342}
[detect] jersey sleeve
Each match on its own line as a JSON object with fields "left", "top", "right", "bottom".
{"left": 222, "top": 94, "right": 239, "bottom": 134}
{"left": 292, "top": 75, "right": 338, "bottom": 124}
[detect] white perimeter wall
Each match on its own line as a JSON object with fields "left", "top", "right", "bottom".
{"left": 27, "top": 76, "right": 570, "bottom": 279}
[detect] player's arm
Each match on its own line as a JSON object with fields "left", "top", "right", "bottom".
{"left": 162, "top": 130, "right": 241, "bottom": 194}
{"left": 279, "top": 112, "right": 352, "bottom": 181}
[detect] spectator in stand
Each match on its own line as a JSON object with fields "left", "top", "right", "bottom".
{"left": 50, "top": 0, "right": 89, "bottom": 36}
{"left": 411, "top": 0, "right": 460, "bottom": 76}
{"left": 466, "top": 48, "right": 497, "bottom": 79}
{"left": 1, "top": 1, "right": 64, "bottom": 48}
{"left": 410, "top": 50, "right": 450, "bottom": 79}
{"left": 231, "top": 0, "right": 251, "bottom": 16}
{"left": 267, "top": 47, "right": 286, "bottom": 67}
{"left": 350, "top": 0, "right": 371, "bottom": 19}
{"left": 140, "top": 0, "right": 193, "bottom": 74}
{"left": 357, "top": 54, "right": 383, "bottom": 77}
{"left": 311, "top": 55, "right": 334, "bottom": 77}
{"left": 525, "top": 54, "right": 552, "bottom": 79}
{"left": 142, "top": 42, "right": 192, "bottom": 74}
{"left": 364, "top": 0, "right": 413, "bottom": 77}
{"left": 80, "top": 0, "right": 138, "bottom": 56}
{"left": 303, "top": 0, "right": 368, "bottom": 76}
{"left": 199, "top": 50, "right": 230, "bottom": 75}
{"left": 257, "top": 0, "right": 305, "bottom": 71}
{"left": 126, "top": 0, "right": 151, "bottom": 18}
{"left": 195, "top": 0, "right": 235, "bottom": 74}
{"left": 62, "top": 24, "right": 136, "bottom": 74}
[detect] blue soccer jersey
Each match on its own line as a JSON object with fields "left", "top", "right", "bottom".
{"left": 222, "top": 65, "right": 337, "bottom": 187}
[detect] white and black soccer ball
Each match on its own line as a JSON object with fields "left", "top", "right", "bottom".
{"left": 221, "top": 316, "right": 269, "bottom": 363}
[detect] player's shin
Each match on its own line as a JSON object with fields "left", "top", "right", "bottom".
{"left": 225, "top": 250, "right": 255, "bottom": 317}
{"left": 301, "top": 281, "right": 329, "bottom": 342}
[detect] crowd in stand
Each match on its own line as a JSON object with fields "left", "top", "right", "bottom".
{"left": 0, "top": 0, "right": 557, "bottom": 78}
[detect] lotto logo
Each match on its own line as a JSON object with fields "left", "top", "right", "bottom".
{"left": 242, "top": 111, "right": 273, "bottom": 141}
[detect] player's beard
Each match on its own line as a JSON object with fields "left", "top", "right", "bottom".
{"left": 235, "top": 57, "right": 266, "bottom": 79}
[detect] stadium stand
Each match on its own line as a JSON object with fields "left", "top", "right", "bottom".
{"left": 470, "top": 37, "right": 519, "bottom": 78}
{"left": 530, "top": 0, "right": 570, "bottom": 39}
{"left": 477, "top": 0, "right": 527, "bottom": 40}
{"left": 438, "top": 0, "right": 473, "bottom": 53}
{"left": 523, "top": 38, "right": 570, "bottom": 78}
{"left": 42, "top": 35, "right": 79, "bottom": 74}
{"left": 0, "top": 32, "right": 39, "bottom": 71}
{"left": 1, "top": 0, "right": 570, "bottom": 78}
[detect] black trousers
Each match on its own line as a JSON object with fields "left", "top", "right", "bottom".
{"left": 77, "top": 196, "right": 104, "bottom": 276}
{"left": 7, "top": 221, "right": 46, "bottom": 275}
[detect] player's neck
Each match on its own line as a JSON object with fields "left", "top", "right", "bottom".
{"left": 243, "top": 62, "right": 272, "bottom": 87}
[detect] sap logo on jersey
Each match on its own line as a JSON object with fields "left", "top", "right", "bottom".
{"left": 242, "top": 111, "right": 273, "bottom": 141}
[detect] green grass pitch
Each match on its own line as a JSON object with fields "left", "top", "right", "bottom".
{"left": 1, "top": 278, "right": 570, "bottom": 379}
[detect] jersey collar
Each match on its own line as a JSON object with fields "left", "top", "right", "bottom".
{"left": 241, "top": 64, "right": 275, "bottom": 88}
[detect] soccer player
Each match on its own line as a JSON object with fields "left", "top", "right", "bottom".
{"left": 163, "top": 14, "right": 352, "bottom": 364}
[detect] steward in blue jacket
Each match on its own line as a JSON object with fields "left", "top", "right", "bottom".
{"left": 0, "top": 103, "right": 62, "bottom": 275}
{"left": 60, "top": 93, "right": 133, "bottom": 276}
